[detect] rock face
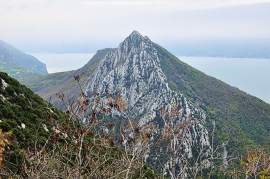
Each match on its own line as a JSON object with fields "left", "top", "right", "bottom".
{"left": 86, "top": 31, "right": 204, "bottom": 124}
{"left": 84, "top": 31, "right": 211, "bottom": 176}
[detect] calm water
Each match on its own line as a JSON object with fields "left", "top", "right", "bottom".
{"left": 30, "top": 53, "right": 94, "bottom": 74}
{"left": 30, "top": 53, "right": 270, "bottom": 104}
{"left": 178, "top": 56, "right": 270, "bottom": 104}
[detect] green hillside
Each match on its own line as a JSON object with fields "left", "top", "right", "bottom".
{"left": 0, "top": 71, "right": 66, "bottom": 171}
{"left": 0, "top": 72, "right": 66, "bottom": 144}
{"left": 155, "top": 43, "right": 270, "bottom": 153}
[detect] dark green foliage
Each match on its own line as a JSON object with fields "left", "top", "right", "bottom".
{"left": 154, "top": 43, "right": 270, "bottom": 154}
{"left": 4, "top": 150, "right": 26, "bottom": 173}
{"left": 131, "top": 164, "right": 164, "bottom": 179}
{"left": 207, "top": 170, "right": 230, "bottom": 179}
{"left": 0, "top": 71, "right": 68, "bottom": 171}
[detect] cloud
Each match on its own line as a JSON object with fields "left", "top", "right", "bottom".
{"left": 0, "top": 0, "right": 269, "bottom": 52}
{"left": 2, "top": 0, "right": 270, "bottom": 13}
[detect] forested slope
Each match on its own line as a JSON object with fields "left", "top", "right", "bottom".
{"left": 156, "top": 43, "right": 270, "bottom": 153}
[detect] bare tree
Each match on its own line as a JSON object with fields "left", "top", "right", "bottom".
{"left": 7, "top": 76, "right": 160, "bottom": 179}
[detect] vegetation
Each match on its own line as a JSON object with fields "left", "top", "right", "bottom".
{"left": 2, "top": 34, "right": 269, "bottom": 177}
{"left": 1, "top": 72, "right": 269, "bottom": 178}
{"left": 0, "top": 129, "right": 12, "bottom": 168}
{"left": 0, "top": 63, "right": 44, "bottom": 80}
{"left": 0, "top": 71, "right": 67, "bottom": 174}
{"left": 155, "top": 43, "right": 270, "bottom": 154}
{"left": 230, "top": 148, "right": 270, "bottom": 179}
{"left": 0, "top": 72, "right": 161, "bottom": 178}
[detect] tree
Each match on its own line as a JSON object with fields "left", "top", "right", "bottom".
{"left": 230, "top": 148, "right": 270, "bottom": 179}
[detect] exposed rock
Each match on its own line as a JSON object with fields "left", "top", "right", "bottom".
{"left": 1, "top": 78, "right": 8, "bottom": 90}
{"left": 84, "top": 31, "right": 211, "bottom": 176}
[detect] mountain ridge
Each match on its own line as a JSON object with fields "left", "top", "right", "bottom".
{"left": 154, "top": 42, "right": 270, "bottom": 150}
{"left": 22, "top": 31, "right": 270, "bottom": 154}
{"left": 83, "top": 31, "right": 212, "bottom": 176}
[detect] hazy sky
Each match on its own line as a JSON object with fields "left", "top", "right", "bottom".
{"left": 1, "top": 0, "right": 270, "bottom": 53}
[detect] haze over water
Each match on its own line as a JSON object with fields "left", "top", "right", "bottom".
{"left": 30, "top": 53, "right": 94, "bottom": 73}
{"left": 179, "top": 56, "right": 270, "bottom": 104}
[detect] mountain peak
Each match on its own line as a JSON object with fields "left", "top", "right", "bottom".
{"left": 120, "top": 31, "right": 153, "bottom": 54}
{"left": 124, "top": 30, "right": 148, "bottom": 43}
{"left": 129, "top": 30, "right": 143, "bottom": 37}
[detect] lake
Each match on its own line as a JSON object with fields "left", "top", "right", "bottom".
{"left": 30, "top": 53, "right": 94, "bottom": 74}
{"left": 178, "top": 56, "right": 270, "bottom": 104}
{"left": 30, "top": 53, "right": 270, "bottom": 104}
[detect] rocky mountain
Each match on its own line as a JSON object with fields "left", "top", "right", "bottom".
{"left": 86, "top": 32, "right": 204, "bottom": 124}
{"left": 0, "top": 39, "right": 48, "bottom": 80}
{"left": 83, "top": 31, "right": 215, "bottom": 177}
{"left": 23, "top": 30, "right": 270, "bottom": 165}
{"left": 83, "top": 31, "right": 270, "bottom": 150}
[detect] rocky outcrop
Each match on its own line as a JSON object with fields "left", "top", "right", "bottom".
{"left": 85, "top": 31, "right": 204, "bottom": 122}
{"left": 84, "top": 31, "right": 211, "bottom": 176}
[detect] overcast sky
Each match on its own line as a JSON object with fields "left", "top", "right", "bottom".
{"left": 1, "top": 0, "right": 270, "bottom": 53}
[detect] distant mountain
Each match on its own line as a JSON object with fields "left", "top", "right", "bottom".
{"left": 22, "top": 31, "right": 270, "bottom": 175}
{"left": 0, "top": 39, "right": 48, "bottom": 79}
